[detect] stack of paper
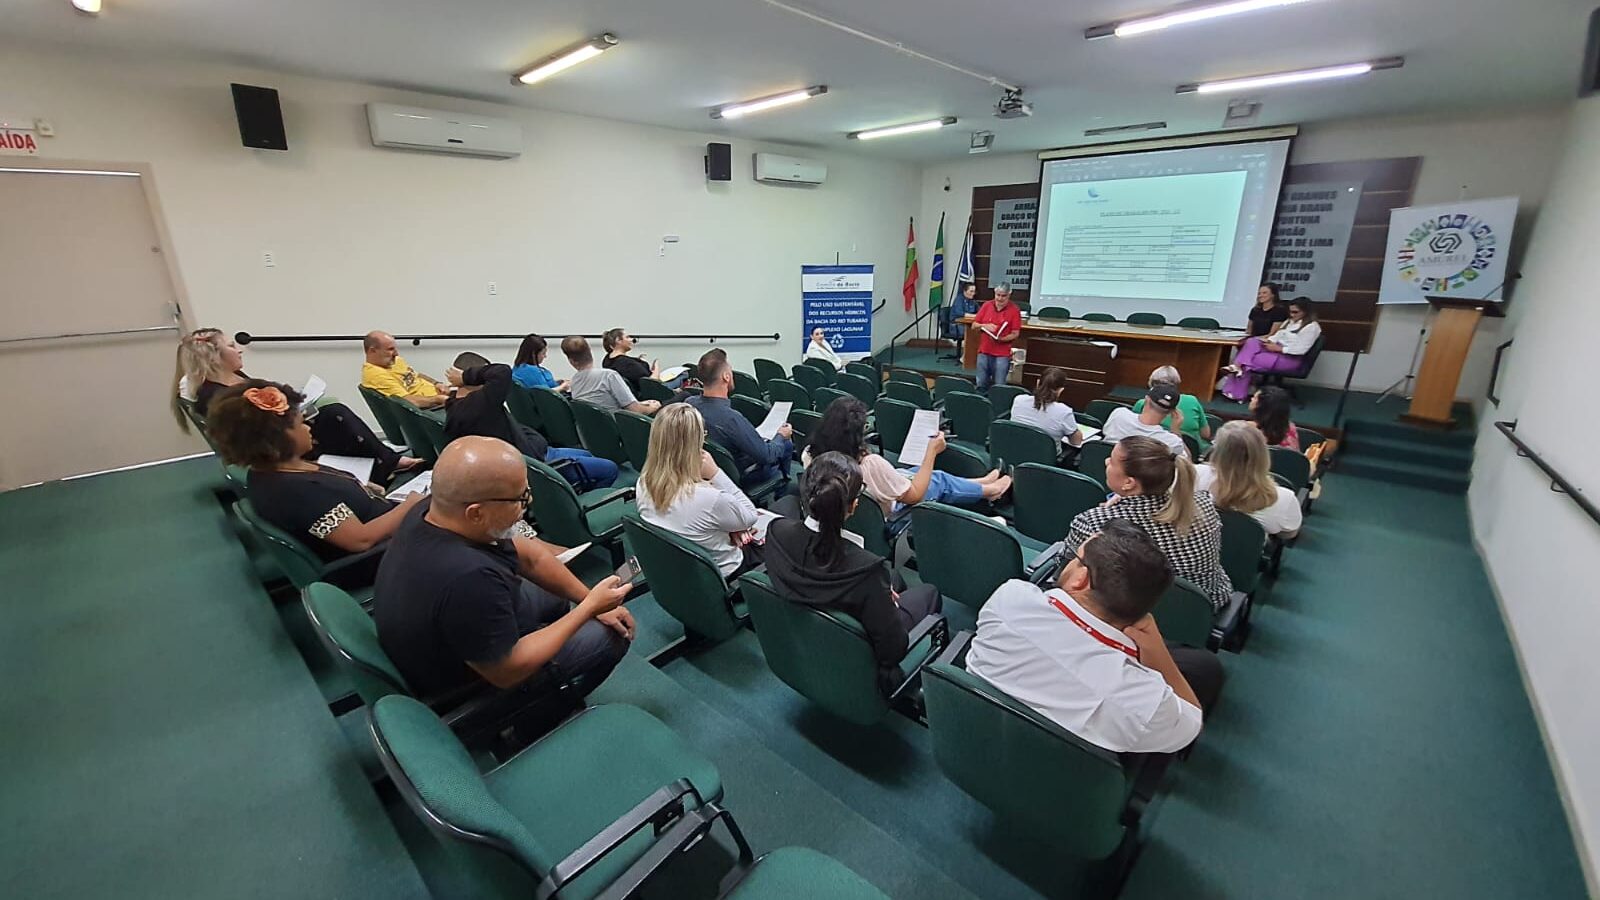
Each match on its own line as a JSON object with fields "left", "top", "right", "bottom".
{"left": 299, "top": 375, "right": 327, "bottom": 412}
{"left": 756, "top": 401, "right": 793, "bottom": 440}
{"left": 659, "top": 365, "right": 688, "bottom": 382}
{"left": 896, "top": 409, "right": 943, "bottom": 462}
{"left": 318, "top": 454, "right": 374, "bottom": 484}
{"left": 555, "top": 542, "right": 591, "bottom": 564}
{"left": 386, "top": 469, "right": 433, "bottom": 500}
{"left": 750, "top": 508, "right": 782, "bottom": 542}
{"left": 1075, "top": 423, "right": 1102, "bottom": 444}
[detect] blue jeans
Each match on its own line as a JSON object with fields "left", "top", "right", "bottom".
{"left": 891, "top": 468, "right": 984, "bottom": 517}
{"left": 741, "top": 436, "right": 795, "bottom": 489}
{"left": 547, "top": 447, "right": 619, "bottom": 490}
{"left": 975, "top": 353, "right": 1011, "bottom": 392}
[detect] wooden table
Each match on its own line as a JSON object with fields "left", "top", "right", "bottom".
{"left": 960, "top": 314, "right": 1243, "bottom": 401}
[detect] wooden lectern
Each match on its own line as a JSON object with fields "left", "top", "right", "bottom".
{"left": 1402, "top": 296, "right": 1504, "bottom": 428}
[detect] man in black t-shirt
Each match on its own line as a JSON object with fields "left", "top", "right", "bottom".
{"left": 373, "top": 436, "right": 634, "bottom": 704}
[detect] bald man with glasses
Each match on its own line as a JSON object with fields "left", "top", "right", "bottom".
{"left": 374, "top": 436, "right": 635, "bottom": 718}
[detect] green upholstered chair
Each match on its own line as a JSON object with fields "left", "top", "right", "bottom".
{"left": 359, "top": 385, "right": 411, "bottom": 447}
{"left": 731, "top": 393, "right": 771, "bottom": 428}
{"left": 1034, "top": 306, "right": 1071, "bottom": 319}
{"left": 786, "top": 408, "right": 823, "bottom": 453}
{"left": 409, "top": 406, "right": 451, "bottom": 457}
{"left": 623, "top": 516, "right": 747, "bottom": 643}
{"left": 1085, "top": 399, "right": 1128, "bottom": 423}
{"left": 1075, "top": 412, "right": 1103, "bottom": 428}
{"left": 720, "top": 848, "right": 887, "bottom": 900}
{"left": 525, "top": 457, "right": 635, "bottom": 563}
{"left": 924, "top": 634, "right": 1144, "bottom": 881}
{"left": 811, "top": 386, "right": 850, "bottom": 413}
{"left": 942, "top": 391, "right": 994, "bottom": 452}
{"left": 989, "top": 420, "right": 1059, "bottom": 472}
{"left": 790, "top": 363, "right": 829, "bottom": 395}
{"left": 886, "top": 368, "right": 925, "bottom": 385}
{"left": 1011, "top": 464, "right": 1105, "bottom": 544}
{"left": 504, "top": 385, "right": 543, "bottom": 434}
{"left": 614, "top": 410, "right": 654, "bottom": 472}
{"left": 752, "top": 358, "right": 787, "bottom": 390}
{"left": 529, "top": 388, "right": 582, "bottom": 448}
{"left": 845, "top": 493, "right": 894, "bottom": 560}
{"left": 1177, "top": 316, "right": 1220, "bottom": 329}
{"left": 1298, "top": 426, "right": 1327, "bottom": 449}
{"left": 932, "top": 375, "right": 977, "bottom": 406}
{"left": 381, "top": 398, "right": 440, "bottom": 463}
{"left": 800, "top": 356, "right": 837, "bottom": 377}
{"left": 233, "top": 499, "right": 385, "bottom": 598}
{"left": 739, "top": 571, "right": 947, "bottom": 726}
{"left": 1182, "top": 432, "right": 1202, "bottom": 460}
{"left": 635, "top": 377, "right": 676, "bottom": 405}
{"left": 766, "top": 378, "right": 812, "bottom": 412}
{"left": 1155, "top": 576, "right": 1217, "bottom": 650}
{"left": 1074, "top": 440, "right": 1115, "bottom": 488}
{"left": 1206, "top": 413, "right": 1226, "bottom": 436}
{"left": 871, "top": 397, "right": 918, "bottom": 457}
{"left": 909, "top": 503, "right": 1029, "bottom": 611}
{"left": 884, "top": 379, "right": 933, "bottom": 409}
{"left": 1126, "top": 312, "right": 1167, "bottom": 326}
{"left": 834, "top": 371, "right": 879, "bottom": 407}
{"left": 733, "top": 370, "right": 764, "bottom": 401}
{"left": 704, "top": 440, "right": 784, "bottom": 507}
{"left": 370, "top": 694, "right": 738, "bottom": 900}
{"left": 986, "top": 383, "right": 1026, "bottom": 411}
{"left": 1269, "top": 446, "right": 1312, "bottom": 495}
{"left": 301, "top": 582, "right": 407, "bottom": 707}
{"left": 1081, "top": 312, "right": 1117, "bottom": 322}
{"left": 932, "top": 442, "right": 992, "bottom": 479}
{"left": 571, "top": 401, "right": 631, "bottom": 469}
{"left": 1219, "top": 509, "right": 1266, "bottom": 601}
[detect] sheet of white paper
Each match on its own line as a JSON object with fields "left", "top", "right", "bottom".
{"left": 318, "top": 454, "right": 373, "bottom": 484}
{"left": 1075, "top": 424, "right": 1102, "bottom": 444}
{"left": 896, "top": 409, "right": 943, "bottom": 463}
{"left": 750, "top": 508, "right": 782, "bottom": 542}
{"left": 658, "top": 365, "right": 688, "bottom": 382}
{"left": 386, "top": 469, "right": 432, "bottom": 500}
{"left": 300, "top": 375, "right": 327, "bottom": 410}
{"left": 556, "top": 542, "right": 592, "bottom": 564}
{"left": 756, "top": 401, "right": 793, "bottom": 440}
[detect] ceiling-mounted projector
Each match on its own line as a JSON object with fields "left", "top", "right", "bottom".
{"left": 994, "top": 88, "right": 1033, "bottom": 119}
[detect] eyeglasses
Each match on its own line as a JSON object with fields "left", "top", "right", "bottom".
{"left": 471, "top": 487, "right": 533, "bottom": 508}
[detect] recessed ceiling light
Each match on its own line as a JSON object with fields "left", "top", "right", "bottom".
{"left": 848, "top": 117, "right": 958, "bottom": 140}
{"left": 1086, "top": 0, "right": 1313, "bottom": 39}
{"left": 1177, "top": 58, "right": 1403, "bottom": 93}
{"left": 70, "top": 0, "right": 102, "bottom": 14}
{"left": 711, "top": 86, "right": 828, "bottom": 120}
{"left": 512, "top": 34, "right": 618, "bottom": 86}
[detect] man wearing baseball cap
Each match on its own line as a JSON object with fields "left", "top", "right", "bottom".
{"left": 1100, "top": 383, "right": 1190, "bottom": 458}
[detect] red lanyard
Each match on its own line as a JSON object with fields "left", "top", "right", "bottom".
{"left": 1048, "top": 597, "right": 1140, "bottom": 660}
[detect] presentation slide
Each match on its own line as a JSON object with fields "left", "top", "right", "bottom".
{"left": 1030, "top": 138, "right": 1291, "bottom": 328}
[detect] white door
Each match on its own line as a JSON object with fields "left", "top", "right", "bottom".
{"left": 0, "top": 164, "right": 202, "bottom": 490}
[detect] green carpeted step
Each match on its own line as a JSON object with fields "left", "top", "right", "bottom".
{"left": 1337, "top": 457, "right": 1470, "bottom": 493}
{"left": 1344, "top": 432, "right": 1474, "bottom": 472}
{"left": 1344, "top": 416, "right": 1477, "bottom": 448}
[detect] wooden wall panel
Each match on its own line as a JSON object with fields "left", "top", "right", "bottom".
{"left": 970, "top": 183, "right": 1041, "bottom": 307}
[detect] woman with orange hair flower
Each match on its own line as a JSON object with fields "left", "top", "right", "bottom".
{"left": 207, "top": 380, "right": 423, "bottom": 570}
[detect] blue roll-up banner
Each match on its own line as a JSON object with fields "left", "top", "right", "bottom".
{"left": 801, "top": 264, "right": 874, "bottom": 361}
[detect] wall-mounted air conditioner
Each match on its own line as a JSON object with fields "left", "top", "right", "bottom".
{"left": 752, "top": 152, "right": 826, "bottom": 185}
{"left": 366, "top": 103, "right": 522, "bottom": 159}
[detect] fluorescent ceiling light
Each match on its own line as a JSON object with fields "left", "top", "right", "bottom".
{"left": 513, "top": 34, "right": 618, "bottom": 86}
{"left": 1088, "top": 0, "right": 1312, "bottom": 39}
{"left": 712, "top": 85, "right": 828, "bottom": 120}
{"left": 848, "top": 117, "right": 957, "bottom": 140}
{"left": 70, "top": 0, "right": 102, "bottom": 14}
{"left": 1177, "top": 57, "right": 1403, "bottom": 93}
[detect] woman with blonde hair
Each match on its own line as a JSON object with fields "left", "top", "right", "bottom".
{"left": 1068, "top": 434, "right": 1232, "bottom": 612}
{"left": 1131, "top": 365, "right": 1211, "bottom": 447}
{"left": 637, "top": 402, "right": 762, "bottom": 577}
{"left": 1197, "top": 421, "right": 1301, "bottom": 537}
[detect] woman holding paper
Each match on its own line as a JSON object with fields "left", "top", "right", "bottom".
{"left": 804, "top": 398, "right": 1010, "bottom": 525}
{"left": 637, "top": 403, "right": 763, "bottom": 577}
{"left": 174, "top": 328, "right": 420, "bottom": 483}
{"left": 972, "top": 284, "right": 1023, "bottom": 391}
{"left": 205, "top": 380, "right": 422, "bottom": 580}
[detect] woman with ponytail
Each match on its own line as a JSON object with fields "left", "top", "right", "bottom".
{"left": 765, "top": 451, "right": 942, "bottom": 690}
{"left": 1069, "top": 435, "right": 1232, "bottom": 612}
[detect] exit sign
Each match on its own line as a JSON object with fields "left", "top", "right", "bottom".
{"left": 0, "top": 129, "right": 39, "bottom": 155}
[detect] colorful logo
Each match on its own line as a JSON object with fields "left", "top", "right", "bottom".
{"left": 1394, "top": 211, "right": 1499, "bottom": 292}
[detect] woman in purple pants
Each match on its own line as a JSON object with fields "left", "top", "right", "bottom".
{"left": 1220, "top": 298, "right": 1323, "bottom": 401}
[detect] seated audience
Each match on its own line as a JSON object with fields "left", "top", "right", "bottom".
{"left": 967, "top": 519, "right": 1223, "bottom": 753}
{"left": 688, "top": 350, "right": 794, "bottom": 489}
{"left": 601, "top": 327, "right": 661, "bottom": 394}
{"left": 374, "top": 436, "right": 635, "bottom": 706}
{"left": 206, "top": 380, "right": 421, "bottom": 583}
{"left": 1009, "top": 367, "right": 1085, "bottom": 449}
{"left": 804, "top": 396, "right": 1010, "bottom": 521}
{"left": 444, "top": 352, "right": 618, "bottom": 490}
{"left": 1220, "top": 297, "right": 1322, "bottom": 401}
{"left": 637, "top": 403, "right": 761, "bottom": 577}
{"left": 511, "top": 333, "right": 567, "bottom": 391}
{"left": 765, "top": 451, "right": 942, "bottom": 691}
{"left": 803, "top": 326, "right": 844, "bottom": 368}
{"left": 1197, "top": 422, "right": 1302, "bottom": 537}
{"left": 1248, "top": 386, "right": 1301, "bottom": 451}
{"left": 1102, "top": 384, "right": 1190, "bottom": 458}
{"left": 562, "top": 336, "right": 660, "bottom": 415}
{"left": 176, "top": 328, "right": 417, "bottom": 482}
{"left": 362, "top": 330, "right": 447, "bottom": 409}
{"left": 1071, "top": 435, "right": 1232, "bottom": 612}
{"left": 1132, "top": 366, "right": 1212, "bottom": 448}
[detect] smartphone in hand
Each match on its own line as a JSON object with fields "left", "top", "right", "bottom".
{"left": 613, "top": 556, "right": 643, "bottom": 584}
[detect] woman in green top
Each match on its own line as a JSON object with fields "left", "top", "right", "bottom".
{"left": 1132, "top": 366, "right": 1212, "bottom": 449}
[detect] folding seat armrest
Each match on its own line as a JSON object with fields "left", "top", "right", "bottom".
{"left": 887, "top": 614, "right": 950, "bottom": 701}
{"left": 932, "top": 629, "right": 975, "bottom": 669}
{"left": 581, "top": 487, "right": 637, "bottom": 511}
{"left": 321, "top": 542, "right": 389, "bottom": 578}
{"left": 536, "top": 779, "right": 726, "bottom": 900}
{"left": 1025, "top": 541, "right": 1067, "bottom": 583}
{"left": 584, "top": 801, "right": 753, "bottom": 900}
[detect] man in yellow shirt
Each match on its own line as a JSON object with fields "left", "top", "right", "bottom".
{"left": 362, "top": 331, "right": 447, "bottom": 409}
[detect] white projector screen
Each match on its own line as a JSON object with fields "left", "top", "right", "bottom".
{"left": 1030, "top": 137, "right": 1292, "bottom": 328}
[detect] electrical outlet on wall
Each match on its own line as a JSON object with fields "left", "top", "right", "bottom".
{"left": 261, "top": 251, "right": 276, "bottom": 268}
{"left": 487, "top": 282, "right": 498, "bottom": 296}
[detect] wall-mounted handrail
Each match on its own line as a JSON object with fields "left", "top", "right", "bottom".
{"left": 1487, "top": 339, "right": 1513, "bottom": 407}
{"left": 883, "top": 304, "right": 947, "bottom": 366}
{"left": 236, "top": 331, "right": 779, "bottom": 347}
{"left": 0, "top": 324, "right": 179, "bottom": 346}
{"left": 1495, "top": 420, "right": 1598, "bottom": 528}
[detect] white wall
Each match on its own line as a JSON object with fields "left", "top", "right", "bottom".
{"left": 1, "top": 47, "right": 920, "bottom": 413}
{"left": 916, "top": 108, "right": 1569, "bottom": 399}
{"left": 1469, "top": 96, "right": 1600, "bottom": 895}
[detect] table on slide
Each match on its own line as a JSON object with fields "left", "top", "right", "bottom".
{"left": 960, "top": 314, "right": 1242, "bottom": 401}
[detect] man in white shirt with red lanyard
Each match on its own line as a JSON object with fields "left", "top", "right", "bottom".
{"left": 972, "top": 283, "right": 1023, "bottom": 392}
{"left": 966, "top": 518, "right": 1224, "bottom": 754}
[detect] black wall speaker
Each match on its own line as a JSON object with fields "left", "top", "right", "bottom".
{"left": 1583, "top": 7, "right": 1600, "bottom": 97}
{"left": 705, "top": 142, "right": 732, "bottom": 181}
{"left": 231, "top": 84, "right": 288, "bottom": 151}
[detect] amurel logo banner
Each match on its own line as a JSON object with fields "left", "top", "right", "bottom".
{"left": 1379, "top": 197, "right": 1520, "bottom": 304}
